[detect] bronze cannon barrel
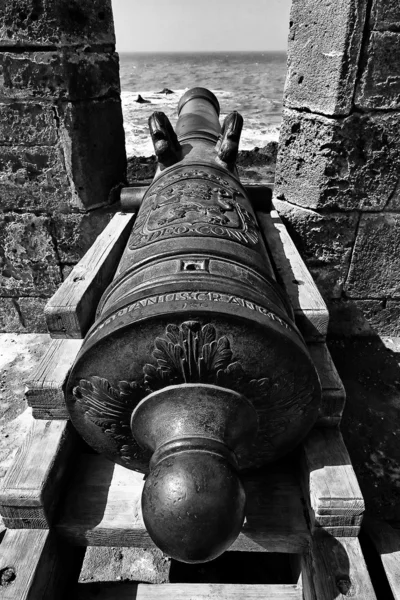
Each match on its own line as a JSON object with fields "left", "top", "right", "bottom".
{"left": 66, "top": 88, "right": 321, "bottom": 564}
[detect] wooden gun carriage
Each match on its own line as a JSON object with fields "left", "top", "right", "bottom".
{"left": 0, "top": 88, "right": 383, "bottom": 599}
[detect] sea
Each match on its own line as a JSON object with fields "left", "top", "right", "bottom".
{"left": 119, "top": 51, "right": 287, "bottom": 157}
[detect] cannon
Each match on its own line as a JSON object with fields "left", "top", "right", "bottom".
{"left": 65, "top": 88, "right": 321, "bottom": 564}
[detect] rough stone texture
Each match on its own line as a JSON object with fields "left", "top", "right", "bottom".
{"left": 0, "top": 0, "right": 115, "bottom": 47}
{"left": 79, "top": 547, "right": 170, "bottom": 585}
{"left": 355, "top": 31, "right": 400, "bottom": 109}
{"left": 59, "top": 98, "right": 126, "bottom": 210}
{"left": 0, "top": 51, "right": 120, "bottom": 101}
{"left": 274, "top": 199, "right": 358, "bottom": 298}
{"left": 0, "top": 103, "right": 58, "bottom": 146}
{"left": 275, "top": 108, "right": 400, "bottom": 211}
{"left": 284, "top": 0, "right": 367, "bottom": 116}
{"left": 370, "top": 0, "right": 400, "bottom": 31}
{"left": 52, "top": 209, "right": 113, "bottom": 263}
{"left": 354, "top": 300, "right": 400, "bottom": 336}
{"left": 0, "top": 145, "right": 75, "bottom": 212}
{"left": 0, "top": 298, "right": 21, "bottom": 332}
{"left": 0, "top": 213, "right": 61, "bottom": 297}
{"left": 345, "top": 213, "right": 400, "bottom": 299}
{"left": 17, "top": 297, "right": 47, "bottom": 332}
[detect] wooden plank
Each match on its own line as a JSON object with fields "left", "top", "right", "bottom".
{"left": 0, "top": 528, "right": 83, "bottom": 599}
{"left": 75, "top": 582, "right": 302, "bottom": 599}
{"left": 302, "top": 532, "right": 377, "bottom": 600}
{"left": 56, "top": 455, "right": 310, "bottom": 554}
{"left": 0, "top": 420, "right": 77, "bottom": 528}
{"left": 300, "top": 428, "right": 364, "bottom": 536}
{"left": 45, "top": 211, "right": 136, "bottom": 339}
{"left": 25, "top": 338, "right": 82, "bottom": 420}
{"left": 75, "top": 583, "right": 302, "bottom": 599}
{"left": 364, "top": 518, "right": 400, "bottom": 600}
{"left": 257, "top": 208, "right": 329, "bottom": 341}
{"left": 308, "top": 343, "right": 346, "bottom": 427}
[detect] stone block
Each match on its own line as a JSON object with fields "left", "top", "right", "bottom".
{"left": 355, "top": 32, "right": 400, "bottom": 109}
{"left": 0, "top": 145, "right": 75, "bottom": 212}
{"left": 59, "top": 98, "right": 126, "bottom": 210}
{"left": 274, "top": 199, "right": 358, "bottom": 298}
{"left": 0, "top": 213, "right": 61, "bottom": 297}
{"left": 345, "top": 213, "right": 400, "bottom": 298}
{"left": 0, "top": 51, "right": 120, "bottom": 102}
{"left": 370, "top": 0, "right": 400, "bottom": 31}
{"left": 0, "top": 298, "right": 21, "bottom": 332}
{"left": 17, "top": 297, "right": 48, "bottom": 332}
{"left": 0, "top": 0, "right": 115, "bottom": 47}
{"left": 0, "top": 103, "right": 58, "bottom": 146}
{"left": 79, "top": 547, "right": 170, "bottom": 584}
{"left": 275, "top": 108, "right": 400, "bottom": 211}
{"left": 52, "top": 209, "right": 113, "bottom": 263}
{"left": 284, "top": 0, "right": 367, "bottom": 116}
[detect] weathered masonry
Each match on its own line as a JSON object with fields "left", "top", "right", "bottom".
{"left": 0, "top": 0, "right": 399, "bottom": 337}
{"left": 275, "top": 0, "right": 400, "bottom": 335}
{"left": 0, "top": 0, "right": 126, "bottom": 332}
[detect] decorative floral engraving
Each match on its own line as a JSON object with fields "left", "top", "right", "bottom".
{"left": 72, "top": 320, "right": 316, "bottom": 467}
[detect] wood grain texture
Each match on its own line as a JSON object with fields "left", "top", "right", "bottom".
{"left": 0, "top": 420, "right": 77, "bottom": 528}
{"left": 302, "top": 532, "right": 377, "bottom": 600}
{"left": 257, "top": 208, "right": 329, "bottom": 341}
{"left": 308, "top": 343, "right": 346, "bottom": 427}
{"left": 25, "top": 338, "right": 82, "bottom": 420}
{"left": 45, "top": 212, "right": 136, "bottom": 339}
{"left": 364, "top": 518, "right": 400, "bottom": 600}
{"left": 56, "top": 455, "right": 310, "bottom": 553}
{"left": 0, "top": 528, "right": 83, "bottom": 600}
{"left": 75, "top": 583, "right": 302, "bottom": 599}
{"left": 300, "top": 428, "right": 364, "bottom": 536}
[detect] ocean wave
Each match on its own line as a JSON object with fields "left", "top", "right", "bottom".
{"left": 121, "top": 89, "right": 281, "bottom": 157}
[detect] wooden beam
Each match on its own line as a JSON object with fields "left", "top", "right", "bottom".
{"left": 0, "top": 528, "right": 83, "bottom": 600}
{"left": 308, "top": 343, "right": 346, "bottom": 427}
{"left": 0, "top": 420, "right": 77, "bottom": 528}
{"left": 300, "top": 428, "right": 364, "bottom": 535}
{"left": 56, "top": 455, "right": 310, "bottom": 554}
{"left": 25, "top": 338, "right": 82, "bottom": 420}
{"left": 74, "top": 583, "right": 302, "bottom": 599}
{"left": 45, "top": 212, "right": 136, "bottom": 339}
{"left": 364, "top": 518, "right": 400, "bottom": 600}
{"left": 257, "top": 208, "right": 329, "bottom": 342}
{"left": 302, "top": 532, "right": 377, "bottom": 600}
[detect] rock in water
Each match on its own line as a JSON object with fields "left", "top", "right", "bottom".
{"left": 158, "top": 88, "right": 174, "bottom": 95}
{"left": 136, "top": 95, "right": 151, "bottom": 104}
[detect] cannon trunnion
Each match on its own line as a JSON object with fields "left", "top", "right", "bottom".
{"left": 65, "top": 88, "right": 321, "bottom": 563}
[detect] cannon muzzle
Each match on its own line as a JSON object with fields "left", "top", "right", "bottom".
{"left": 66, "top": 88, "right": 321, "bottom": 563}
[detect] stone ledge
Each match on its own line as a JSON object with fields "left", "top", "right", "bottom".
{"left": 0, "top": 213, "right": 61, "bottom": 297}
{"left": 355, "top": 31, "right": 400, "bottom": 110}
{"left": 0, "top": 144, "right": 75, "bottom": 212}
{"left": 370, "top": 0, "right": 400, "bottom": 32}
{"left": 0, "top": 0, "right": 115, "bottom": 48}
{"left": 274, "top": 199, "right": 359, "bottom": 299}
{"left": 0, "top": 102, "right": 58, "bottom": 146}
{"left": 345, "top": 213, "right": 400, "bottom": 298}
{"left": 275, "top": 108, "right": 400, "bottom": 211}
{"left": 0, "top": 51, "right": 120, "bottom": 102}
{"left": 284, "top": 0, "right": 367, "bottom": 116}
{"left": 51, "top": 209, "right": 114, "bottom": 263}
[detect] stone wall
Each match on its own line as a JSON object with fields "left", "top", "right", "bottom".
{"left": 0, "top": 0, "right": 126, "bottom": 332}
{"left": 275, "top": 0, "right": 400, "bottom": 336}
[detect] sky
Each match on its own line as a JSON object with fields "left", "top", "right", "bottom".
{"left": 111, "top": 0, "right": 292, "bottom": 52}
